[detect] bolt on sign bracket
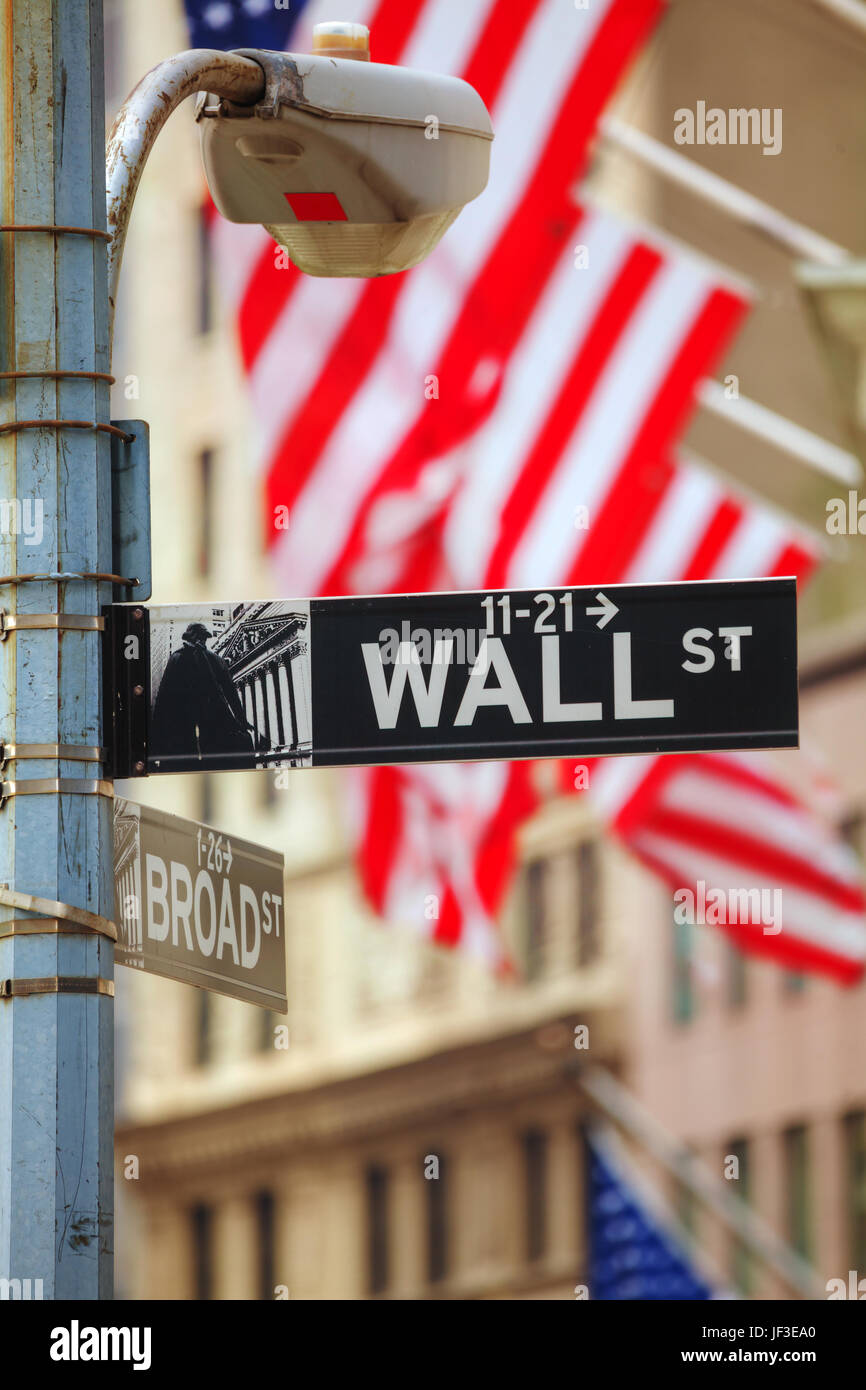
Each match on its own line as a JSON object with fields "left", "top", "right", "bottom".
{"left": 0, "top": 418, "right": 154, "bottom": 607}
{"left": 110, "top": 420, "right": 151, "bottom": 603}
{"left": 102, "top": 603, "right": 149, "bottom": 779}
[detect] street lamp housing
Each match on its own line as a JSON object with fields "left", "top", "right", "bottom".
{"left": 196, "top": 49, "right": 493, "bottom": 277}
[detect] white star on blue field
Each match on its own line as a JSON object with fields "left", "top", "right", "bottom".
{"left": 184, "top": 0, "right": 311, "bottom": 51}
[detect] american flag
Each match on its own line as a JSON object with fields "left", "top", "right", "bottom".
{"left": 201, "top": 0, "right": 666, "bottom": 593}
{"left": 351, "top": 462, "right": 865, "bottom": 982}
{"left": 592, "top": 750, "right": 866, "bottom": 983}
{"left": 185, "top": 0, "right": 866, "bottom": 981}
{"left": 586, "top": 1122, "right": 721, "bottom": 1299}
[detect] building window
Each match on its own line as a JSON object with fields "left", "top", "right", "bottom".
{"left": 727, "top": 941, "right": 747, "bottom": 1009}
{"left": 255, "top": 1191, "right": 276, "bottom": 1301}
{"left": 365, "top": 1164, "right": 389, "bottom": 1296}
{"left": 522, "top": 1129, "right": 548, "bottom": 1263}
{"left": 525, "top": 859, "right": 548, "bottom": 982}
{"left": 783, "top": 1125, "right": 811, "bottom": 1260}
{"left": 783, "top": 970, "right": 807, "bottom": 995}
{"left": 194, "top": 989, "right": 213, "bottom": 1068}
{"left": 727, "top": 1137, "right": 751, "bottom": 1295}
{"left": 197, "top": 448, "right": 215, "bottom": 577}
{"left": 415, "top": 946, "right": 454, "bottom": 1007}
{"left": 190, "top": 1203, "right": 214, "bottom": 1300}
{"left": 841, "top": 810, "right": 865, "bottom": 864}
{"left": 425, "top": 1153, "right": 449, "bottom": 1285}
{"left": 197, "top": 202, "right": 215, "bottom": 336}
{"left": 672, "top": 918, "right": 695, "bottom": 1024}
{"left": 576, "top": 841, "right": 599, "bottom": 967}
{"left": 843, "top": 1111, "right": 866, "bottom": 1273}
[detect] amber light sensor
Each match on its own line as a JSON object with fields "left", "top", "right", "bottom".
{"left": 311, "top": 21, "right": 371, "bottom": 62}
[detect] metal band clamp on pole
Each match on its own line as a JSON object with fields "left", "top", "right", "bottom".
{"left": 0, "top": 612, "right": 105, "bottom": 636}
{"left": 0, "top": 917, "right": 108, "bottom": 940}
{"left": 0, "top": 369, "right": 115, "bottom": 385}
{"left": 0, "top": 778, "right": 114, "bottom": 802}
{"left": 0, "top": 223, "right": 112, "bottom": 240}
{"left": 0, "top": 573, "right": 139, "bottom": 590}
{"left": 0, "top": 743, "right": 106, "bottom": 764}
{"left": 0, "top": 888, "right": 117, "bottom": 942}
{"left": 0, "top": 977, "right": 114, "bottom": 998}
{"left": 0, "top": 419, "right": 134, "bottom": 443}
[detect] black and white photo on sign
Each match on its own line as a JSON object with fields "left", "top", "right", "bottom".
{"left": 149, "top": 601, "right": 312, "bottom": 771}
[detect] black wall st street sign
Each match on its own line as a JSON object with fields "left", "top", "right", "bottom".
{"left": 106, "top": 578, "right": 799, "bottom": 777}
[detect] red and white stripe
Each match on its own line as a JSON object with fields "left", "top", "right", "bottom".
{"left": 441, "top": 207, "right": 749, "bottom": 593}
{"left": 212, "top": 0, "right": 865, "bottom": 979}
{"left": 217, "top": 0, "right": 666, "bottom": 579}
{"left": 359, "top": 454, "right": 866, "bottom": 979}
{"left": 348, "top": 759, "right": 538, "bottom": 969}
{"left": 594, "top": 752, "right": 866, "bottom": 983}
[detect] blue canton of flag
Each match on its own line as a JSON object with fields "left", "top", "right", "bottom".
{"left": 183, "top": 0, "right": 310, "bottom": 52}
{"left": 587, "top": 1126, "right": 721, "bottom": 1301}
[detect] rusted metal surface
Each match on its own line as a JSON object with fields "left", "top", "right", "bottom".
{"left": 0, "top": 0, "right": 116, "bottom": 1298}
{"left": 105, "top": 48, "right": 265, "bottom": 336}
{"left": 0, "top": 418, "right": 133, "bottom": 439}
{"left": 0, "top": 369, "right": 115, "bottom": 383}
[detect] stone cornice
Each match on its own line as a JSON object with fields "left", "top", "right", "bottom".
{"left": 118, "top": 1008, "right": 621, "bottom": 1185}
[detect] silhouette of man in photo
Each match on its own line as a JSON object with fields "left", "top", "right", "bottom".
{"left": 151, "top": 622, "right": 259, "bottom": 771}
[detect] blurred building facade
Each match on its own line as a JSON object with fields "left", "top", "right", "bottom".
{"left": 110, "top": 0, "right": 866, "bottom": 1299}
{"left": 626, "top": 624, "right": 866, "bottom": 1299}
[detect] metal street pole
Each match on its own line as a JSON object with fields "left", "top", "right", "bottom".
{"left": 0, "top": 0, "right": 115, "bottom": 1299}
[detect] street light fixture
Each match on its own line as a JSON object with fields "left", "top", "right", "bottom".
{"left": 198, "top": 45, "right": 493, "bottom": 279}
{"left": 106, "top": 24, "right": 493, "bottom": 330}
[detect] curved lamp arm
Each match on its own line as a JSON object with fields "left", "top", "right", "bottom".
{"left": 106, "top": 48, "right": 265, "bottom": 348}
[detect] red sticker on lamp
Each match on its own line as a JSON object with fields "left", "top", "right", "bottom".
{"left": 284, "top": 192, "right": 348, "bottom": 221}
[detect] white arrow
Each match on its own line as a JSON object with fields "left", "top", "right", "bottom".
{"left": 586, "top": 592, "right": 619, "bottom": 629}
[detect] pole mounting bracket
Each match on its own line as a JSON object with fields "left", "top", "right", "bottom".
{"left": 0, "top": 887, "right": 117, "bottom": 941}
{"left": 0, "top": 743, "right": 105, "bottom": 767}
{"left": 0, "top": 778, "right": 114, "bottom": 804}
{"left": 0, "top": 917, "right": 109, "bottom": 940}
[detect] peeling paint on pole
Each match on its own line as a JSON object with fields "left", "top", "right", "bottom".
{"left": 0, "top": 0, "right": 114, "bottom": 1299}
